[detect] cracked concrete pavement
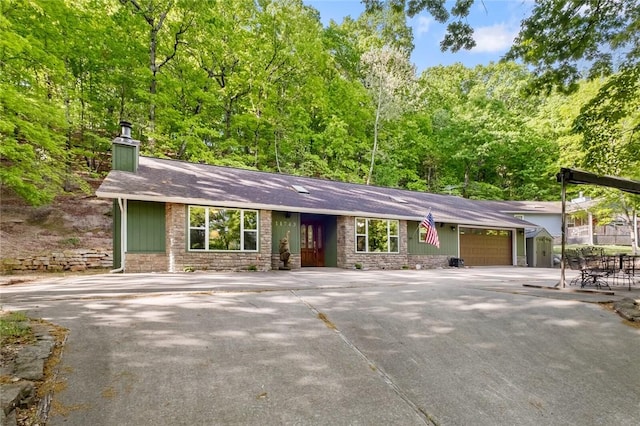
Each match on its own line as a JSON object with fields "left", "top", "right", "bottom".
{"left": 1, "top": 267, "right": 639, "bottom": 425}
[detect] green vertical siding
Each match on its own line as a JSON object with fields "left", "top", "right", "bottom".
{"left": 127, "top": 201, "right": 166, "bottom": 253}
{"left": 516, "top": 230, "right": 525, "bottom": 256}
{"left": 323, "top": 217, "right": 338, "bottom": 267}
{"left": 112, "top": 144, "right": 137, "bottom": 172}
{"left": 113, "top": 199, "right": 122, "bottom": 268}
{"left": 272, "top": 212, "right": 300, "bottom": 253}
{"left": 407, "top": 222, "right": 458, "bottom": 256}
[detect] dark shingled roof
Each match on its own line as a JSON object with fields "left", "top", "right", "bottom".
{"left": 96, "top": 156, "right": 533, "bottom": 228}
{"left": 484, "top": 200, "right": 562, "bottom": 215}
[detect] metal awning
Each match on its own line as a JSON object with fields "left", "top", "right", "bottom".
{"left": 557, "top": 168, "right": 640, "bottom": 287}
{"left": 556, "top": 168, "right": 640, "bottom": 195}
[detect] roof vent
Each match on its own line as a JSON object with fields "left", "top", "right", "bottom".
{"left": 120, "top": 120, "right": 132, "bottom": 139}
{"left": 292, "top": 184, "right": 309, "bottom": 194}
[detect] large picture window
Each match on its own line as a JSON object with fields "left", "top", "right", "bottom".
{"left": 188, "top": 206, "right": 258, "bottom": 251}
{"left": 355, "top": 218, "right": 399, "bottom": 253}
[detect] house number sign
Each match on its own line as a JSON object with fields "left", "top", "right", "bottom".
{"left": 275, "top": 221, "right": 297, "bottom": 228}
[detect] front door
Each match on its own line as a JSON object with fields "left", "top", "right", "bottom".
{"left": 301, "top": 221, "right": 325, "bottom": 267}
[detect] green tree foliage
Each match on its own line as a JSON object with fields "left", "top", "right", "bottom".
{"left": 506, "top": 0, "right": 640, "bottom": 93}
{"left": 3, "top": 0, "right": 631, "bottom": 208}
{"left": 0, "top": 0, "right": 68, "bottom": 205}
{"left": 361, "top": 46, "right": 418, "bottom": 184}
{"left": 410, "top": 62, "right": 558, "bottom": 200}
{"left": 367, "top": 0, "right": 639, "bottom": 194}
{"left": 364, "top": 0, "right": 476, "bottom": 51}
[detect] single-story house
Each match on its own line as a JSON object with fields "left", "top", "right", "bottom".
{"left": 487, "top": 200, "right": 563, "bottom": 241}
{"left": 96, "top": 124, "right": 535, "bottom": 273}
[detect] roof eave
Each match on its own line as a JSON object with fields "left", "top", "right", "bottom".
{"left": 96, "top": 190, "right": 528, "bottom": 228}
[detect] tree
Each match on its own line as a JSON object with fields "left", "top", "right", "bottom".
{"left": 505, "top": 0, "right": 640, "bottom": 93}
{"left": 365, "top": 0, "right": 639, "bottom": 91}
{"left": 0, "top": 0, "right": 68, "bottom": 205}
{"left": 361, "top": 46, "right": 418, "bottom": 184}
{"left": 417, "top": 63, "right": 558, "bottom": 199}
{"left": 118, "top": 0, "right": 194, "bottom": 150}
{"left": 363, "top": 0, "right": 478, "bottom": 52}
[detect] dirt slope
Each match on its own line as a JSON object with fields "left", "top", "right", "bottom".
{"left": 0, "top": 185, "right": 113, "bottom": 260}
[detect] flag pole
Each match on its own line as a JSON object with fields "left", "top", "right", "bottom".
{"left": 413, "top": 208, "right": 432, "bottom": 238}
{"left": 412, "top": 215, "right": 424, "bottom": 238}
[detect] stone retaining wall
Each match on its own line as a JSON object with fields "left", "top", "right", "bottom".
{"left": 1, "top": 249, "right": 112, "bottom": 273}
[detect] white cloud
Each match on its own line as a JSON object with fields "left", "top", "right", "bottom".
{"left": 416, "top": 16, "right": 433, "bottom": 36}
{"left": 471, "top": 23, "right": 518, "bottom": 53}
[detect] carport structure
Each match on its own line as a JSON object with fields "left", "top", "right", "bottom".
{"left": 557, "top": 168, "right": 640, "bottom": 287}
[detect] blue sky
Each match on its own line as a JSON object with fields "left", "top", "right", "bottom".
{"left": 305, "top": 0, "right": 534, "bottom": 72}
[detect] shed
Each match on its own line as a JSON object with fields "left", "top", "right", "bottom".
{"left": 525, "top": 228, "right": 554, "bottom": 268}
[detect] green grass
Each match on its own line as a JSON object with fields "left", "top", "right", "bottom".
{"left": 554, "top": 244, "right": 636, "bottom": 255}
{"left": 0, "top": 311, "right": 32, "bottom": 343}
{"left": 59, "top": 236, "right": 80, "bottom": 247}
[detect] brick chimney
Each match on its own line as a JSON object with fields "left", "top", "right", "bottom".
{"left": 112, "top": 121, "right": 140, "bottom": 172}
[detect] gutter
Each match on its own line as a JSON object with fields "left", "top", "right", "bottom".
{"left": 95, "top": 191, "right": 530, "bottom": 228}
{"left": 110, "top": 198, "right": 126, "bottom": 273}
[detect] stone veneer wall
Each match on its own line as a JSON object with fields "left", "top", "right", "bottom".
{"left": 271, "top": 253, "right": 301, "bottom": 270}
{"left": 336, "top": 216, "right": 410, "bottom": 269}
{"left": 2, "top": 250, "right": 112, "bottom": 272}
{"left": 127, "top": 203, "right": 272, "bottom": 273}
{"left": 125, "top": 253, "right": 167, "bottom": 273}
{"left": 407, "top": 255, "right": 450, "bottom": 269}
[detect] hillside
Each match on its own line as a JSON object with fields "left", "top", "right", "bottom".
{"left": 0, "top": 183, "right": 112, "bottom": 262}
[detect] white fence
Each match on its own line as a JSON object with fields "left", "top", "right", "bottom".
{"left": 568, "top": 225, "right": 639, "bottom": 246}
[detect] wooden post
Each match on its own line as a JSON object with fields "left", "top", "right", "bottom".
{"left": 560, "top": 173, "right": 567, "bottom": 288}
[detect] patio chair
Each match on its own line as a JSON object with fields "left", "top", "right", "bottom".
{"left": 580, "top": 255, "right": 611, "bottom": 290}
{"left": 614, "top": 255, "right": 640, "bottom": 291}
{"left": 565, "top": 253, "right": 588, "bottom": 287}
{"left": 565, "top": 249, "right": 612, "bottom": 289}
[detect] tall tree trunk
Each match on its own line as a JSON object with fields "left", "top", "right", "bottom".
{"left": 121, "top": 0, "right": 191, "bottom": 151}
{"left": 367, "top": 78, "right": 384, "bottom": 185}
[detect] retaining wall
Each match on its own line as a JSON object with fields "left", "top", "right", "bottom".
{"left": 2, "top": 249, "right": 112, "bottom": 273}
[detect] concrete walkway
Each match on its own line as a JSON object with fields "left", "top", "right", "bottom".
{"left": 2, "top": 268, "right": 639, "bottom": 425}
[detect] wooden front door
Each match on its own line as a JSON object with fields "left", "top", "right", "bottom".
{"left": 301, "top": 221, "right": 325, "bottom": 267}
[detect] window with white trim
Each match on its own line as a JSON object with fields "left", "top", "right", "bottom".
{"left": 188, "top": 206, "right": 258, "bottom": 251}
{"left": 355, "top": 218, "right": 399, "bottom": 253}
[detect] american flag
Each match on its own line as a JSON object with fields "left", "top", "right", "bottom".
{"left": 420, "top": 212, "right": 440, "bottom": 248}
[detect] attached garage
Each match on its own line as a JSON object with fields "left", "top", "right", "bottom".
{"left": 459, "top": 228, "right": 513, "bottom": 266}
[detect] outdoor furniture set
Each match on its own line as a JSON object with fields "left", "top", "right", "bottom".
{"left": 565, "top": 247, "right": 640, "bottom": 291}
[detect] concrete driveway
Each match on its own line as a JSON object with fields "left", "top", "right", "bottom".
{"left": 2, "top": 268, "right": 639, "bottom": 425}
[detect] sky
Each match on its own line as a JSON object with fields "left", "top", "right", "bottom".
{"left": 304, "top": 0, "right": 534, "bottom": 72}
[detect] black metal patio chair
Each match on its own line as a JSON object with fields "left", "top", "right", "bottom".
{"left": 614, "top": 255, "right": 640, "bottom": 291}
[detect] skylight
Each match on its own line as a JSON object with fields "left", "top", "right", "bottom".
{"left": 390, "top": 196, "right": 407, "bottom": 204}
{"left": 292, "top": 184, "right": 309, "bottom": 194}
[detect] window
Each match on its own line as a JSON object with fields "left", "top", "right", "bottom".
{"left": 355, "top": 218, "right": 399, "bottom": 253}
{"left": 188, "top": 206, "right": 258, "bottom": 251}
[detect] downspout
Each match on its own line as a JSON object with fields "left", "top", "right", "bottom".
{"left": 110, "top": 198, "right": 126, "bottom": 273}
